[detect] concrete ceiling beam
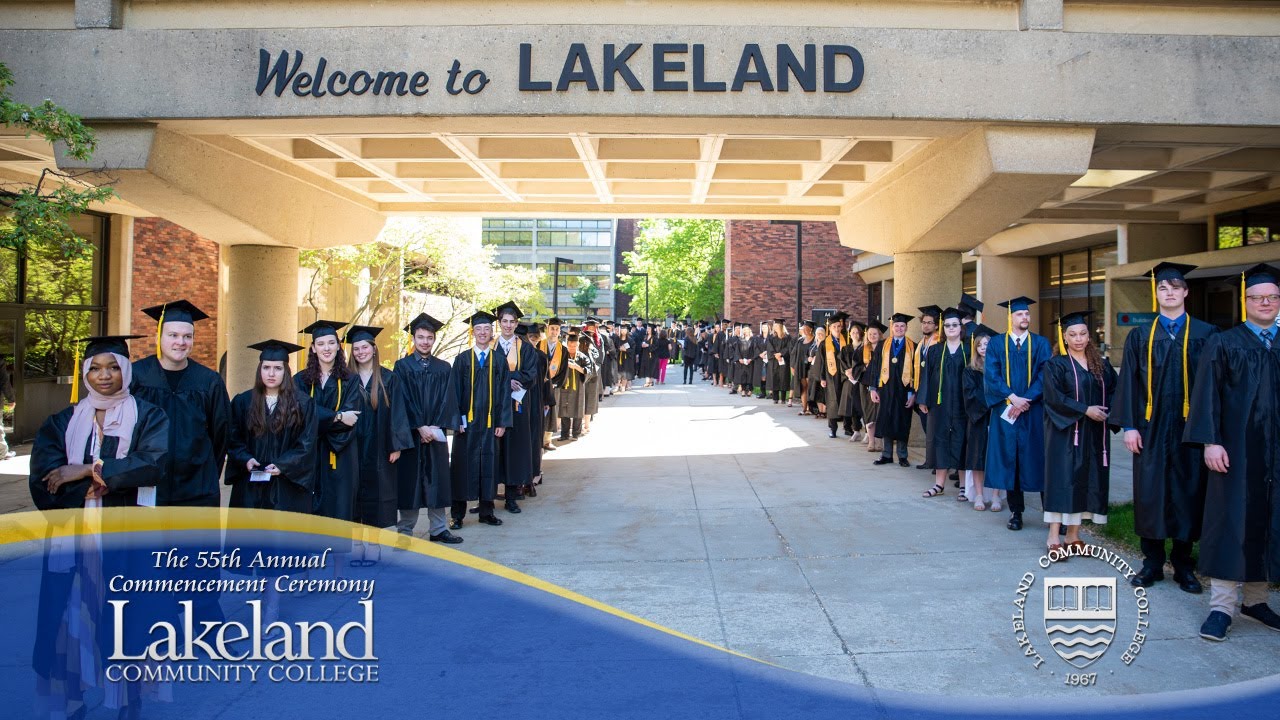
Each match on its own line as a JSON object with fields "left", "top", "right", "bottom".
{"left": 835, "top": 125, "right": 1095, "bottom": 255}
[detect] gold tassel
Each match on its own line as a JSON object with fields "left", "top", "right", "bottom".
{"left": 1240, "top": 272, "right": 1247, "bottom": 323}
{"left": 69, "top": 344, "right": 81, "bottom": 404}
{"left": 156, "top": 303, "right": 166, "bottom": 360}
{"left": 1057, "top": 321, "right": 1065, "bottom": 355}
{"left": 1004, "top": 313, "right": 1012, "bottom": 405}
{"left": 1150, "top": 274, "right": 1156, "bottom": 314}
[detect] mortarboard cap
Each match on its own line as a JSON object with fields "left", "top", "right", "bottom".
{"left": 515, "top": 323, "right": 530, "bottom": 337}
{"left": 546, "top": 316, "right": 564, "bottom": 326}
{"left": 464, "top": 310, "right": 497, "bottom": 327}
{"left": 998, "top": 296, "right": 1036, "bottom": 313}
{"left": 248, "top": 339, "right": 304, "bottom": 362}
{"left": 917, "top": 305, "right": 943, "bottom": 320}
{"left": 79, "top": 335, "right": 143, "bottom": 358}
{"left": 958, "top": 293, "right": 985, "bottom": 315}
{"left": 405, "top": 312, "right": 444, "bottom": 334}
{"left": 565, "top": 332, "right": 581, "bottom": 342}
{"left": 301, "top": 319, "right": 347, "bottom": 339}
{"left": 1057, "top": 310, "right": 1094, "bottom": 329}
{"left": 584, "top": 318, "right": 599, "bottom": 327}
{"left": 344, "top": 325, "right": 383, "bottom": 345}
{"left": 493, "top": 301, "right": 524, "bottom": 320}
{"left": 1147, "top": 262, "right": 1198, "bottom": 284}
{"left": 802, "top": 320, "right": 816, "bottom": 330}
{"left": 772, "top": 318, "right": 788, "bottom": 324}
{"left": 827, "top": 311, "right": 849, "bottom": 324}
{"left": 1243, "top": 263, "right": 1280, "bottom": 289}
{"left": 971, "top": 324, "right": 998, "bottom": 340}
{"left": 529, "top": 322, "right": 545, "bottom": 333}
{"left": 941, "top": 307, "right": 965, "bottom": 322}
{"left": 889, "top": 312, "right": 914, "bottom": 324}
{"left": 849, "top": 320, "right": 867, "bottom": 332}
{"left": 141, "top": 299, "right": 209, "bottom": 325}
{"left": 868, "top": 321, "right": 889, "bottom": 333}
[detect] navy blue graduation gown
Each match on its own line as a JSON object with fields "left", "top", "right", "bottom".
{"left": 983, "top": 333, "right": 1052, "bottom": 493}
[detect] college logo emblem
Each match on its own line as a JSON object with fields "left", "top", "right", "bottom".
{"left": 1043, "top": 577, "right": 1116, "bottom": 669}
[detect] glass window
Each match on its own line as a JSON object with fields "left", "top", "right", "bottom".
{"left": 0, "top": 247, "right": 17, "bottom": 303}
{"left": 962, "top": 269, "right": 977, "bottom": 296}
{"left": 24, "top": 309, "right": 101, "bottom": 379}
{"left": 1215, "top": 202, "right": 1280, "bottom": 249}
{"left": 24, "top": 214, "right": 102, "bottom": 305}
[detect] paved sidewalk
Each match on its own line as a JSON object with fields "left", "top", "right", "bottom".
{"left": 445, "top": 379, "right": 1275, "bottom": 698}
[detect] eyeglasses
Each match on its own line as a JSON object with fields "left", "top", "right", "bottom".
{"left": 1246, "top": 294, "right": 1280, "bottom": 304}
{"left": 942, "top": 322, "right": 961, "bottom": 328}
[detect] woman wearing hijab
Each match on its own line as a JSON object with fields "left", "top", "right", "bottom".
{"left": 1042, "top": 311, "right": 1117, "bottom": 557}
{"left": 29, "top": 335, "right": 170, "bottom": 720}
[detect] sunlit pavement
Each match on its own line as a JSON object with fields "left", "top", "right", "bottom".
{"left": 447, "top": 375, "right": 1276, "bottom": 698}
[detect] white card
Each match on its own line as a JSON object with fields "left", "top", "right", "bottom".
{"left": 250, "top": 471, "right": 272, "bottom": 483}
{"left": 431, "top": 427, "right": 447, "bottom": 442}
{"left": 136, "top": 486, "right": 157, "bottom": 507}
{"left": 512, "top": 388, "right": 527, "bottom": 403}
{"left": 1000, "top": 404, "right": 1017, "bottom": 425}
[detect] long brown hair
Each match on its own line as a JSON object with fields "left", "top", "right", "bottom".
{"left": 248, "top": 361, "right": 304, "bottom": 436}
{"left": 354, "top": 341, "right": 389, "bottom": 410}
{"left": 969, "top": 335, "right": 989, "bottom": 372}
{"left": 301, "top": 343, "right": 352, "bottom": 385}
{"left": 1059, "top": 332, "right": 1106, "bottom": 385}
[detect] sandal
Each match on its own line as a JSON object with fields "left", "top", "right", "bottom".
{"left": 973, "top": 500, "right": 986, "bottom": 511}
{"left": 956, "top": 492, "right": 968, "bottom": 502}
{"left": 922, "top": 484, "right": 945, "bottom": 498}
{"left": 990, "top": 500, "right": 1003, "bottom": 512}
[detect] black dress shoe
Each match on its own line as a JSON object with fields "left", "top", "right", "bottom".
{"left": 1007, "top": 512, "right": 1023, "bottom": 531}
{"left": 1130, "top": 566, "right": 1165, "bottom": 588}
{"left": 916, "top": 463, "right": 928, "bottom": 469}
{"left": 829, "top": 430, "right": 838, "bottom": 439}
{"left": 873, "top": 457, "right": 894, "bottom": 465}
{"left": 505, "top": 500, "right": 522, "bottom": 514}
{"left": 898, "top": 459, "right": 910, "bottom": 467}
{"left": 429, "top": 531, "right": 464, "bottom": 544}
{"left": 1173, "top": 569, "right": 1203, "bottom": 594}
{"left": 478, "top": 514, "right": 504, "bottom": 526}
{"left": 510, "top": 488, "right": 525, "bottom": 500}
{"left": 524, "top": 484, "right": 538, "bottom": 498}
{"left": 449, "top": 518, "right": 463, "bottom": 530}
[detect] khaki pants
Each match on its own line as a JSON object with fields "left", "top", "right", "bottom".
{"left": 1209, "top": 578, "right": 1270, "bottom": 616}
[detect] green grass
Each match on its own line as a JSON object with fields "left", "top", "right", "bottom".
{"left": 1090, "top": 501, "right": 1140, "bottom": 553}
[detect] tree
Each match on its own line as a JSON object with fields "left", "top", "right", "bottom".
{"left": 300, "top": 218, "right": 547, "bottom": 360}
{"left": 0, "top": 62, "right": 115, "bottom": 256}
{"left": 570, "top": 276, "right": 599, "bottom": 314}
{"left": 616, "top": 219, "right": 724, "bottom": 321}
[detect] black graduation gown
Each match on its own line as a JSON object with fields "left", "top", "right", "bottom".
{"left": 393, "top": 353, "right": 459, "bottom": 511}
{"left": 1109, "top": 317, "right": 1217, "bottom": 541}
{"left": 713, "top": 331, "right": 729, "bottom": 377}
{"left": 225, "top": 391, "right": 319, "bottom": 514}
{"left": 917, "top": 342, "right": 969, "bottom": 470}
{"left": 352, "top": 368, "right": 414, "bottom": 528}
{"left": 837, "top": 342, "right": 863, "bottom": 420}
{"left": 616, "top": 332, "right": 634, "bottom": 381}
{"left": 875, "top": 339, "right": 916, "bottom": 441}
{"left": 1042, "top": 356, "right": 1118, "bottom": 520}
{"left": 859, "top": 345, "right": 882, "bottom": 424}
{"left": 599, "top": 331, "right": 617, "bottom": 388}
{"left": 451, "top": 346, "right": 514, "bottom": 503}
{"left": 557, "top": 350, "right": 596, "bottom": 419}
{"left": 737, "top": 336, "right": 764, "bottom": 387}
{"left": 962, "top": 367, "right": 990, "bottom": 471}
{"left": 1184, "top": 324, "right": 1280, "bottom": 582}
{"left": 498, "top": 338, "right": 540, "bottom": 490}
{"left": 527, "top": 345, "right": 548, "bottom": 478}
{"left": 29, "top": 399, "right": 170, "bottom": 672}
{"left": 789, "top": 338, "right": 811, "bottom": 396}
{"left": 766, "top": 335, "right": 792, "bottom": 393}
{"left": 129, "top": 356, "right": 231, "bottom": 506}
{"left": 583, "top": 333, "right": 604, "bottom": 414}
{"left": 819, "top": 338, "right": 846, "bottom": 411}
{"left": 293, "top": 371, "right": 360, "bottom": 521}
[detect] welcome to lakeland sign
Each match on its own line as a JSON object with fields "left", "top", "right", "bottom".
{"left": 254, "top": 43, "right": 865, "bottom": 99}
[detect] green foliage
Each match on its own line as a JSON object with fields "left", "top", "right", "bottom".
{"left": 302, "top": 218, "right": 547, "bottom": 359}
{"left": 0, "top": 62, "right": 116, "bottom": 255}
{"left": 616, "top": 219, "right": 725, "bottom": 320}
{"left": 570, "top": 276, "right": 599, "bottom": 311}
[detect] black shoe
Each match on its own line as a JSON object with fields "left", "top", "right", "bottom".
{"left": 829, "top": 429, "right": 838, "bottom": 439}
{"left": 843, "top": 429, "right": 854, "bottom": 436}
{"left": 1241, "top": 603, "right": 1280, "bottom": 631}
{"left": 915, "top": 463, "right": 928, "bottom": 469}
{"left": 1172, "top": 569, "right": 1202, "bottom": 594}
{"left": 898, "top": 459, "right": 910, "bottom": 467}
{"left": 478, "top": 514, "right": 503, "bottom": 526}
{"left": 505, "top": 500, "right": 522, "bottom": 514}
{"left": 1200, "top": 610, "right": 1232, "bottom": 641}
{"left": 510, "top": 488, "right": 525, "bottom": 500}
{"left": 949, "top": 471, "right": 960, "bottom": 482}
{"left": 1007, "top": 512, "right": 1023, "bottom": 531}
{"left": 524, "top": 484, "right": 538, "bottom": 498}
{"left": 873, "top": 457, "right": 894, "bottom": 465}
{"left": 429, "top": 531, "right": 464, "bottom": 544}
{"left": 1130, "top": 566, "right": 1164, "bottom": 588}
{"left": 449, "top": 518, "right": 463, "bottom": 530}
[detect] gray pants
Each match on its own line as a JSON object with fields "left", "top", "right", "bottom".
{"left": 880, "top": 438, "right": 909, "bottom": 461}
{"left": 397, "top": 508, "right": 447, "bottom": 537}
{"left": 1209, "top": 579, "right": 1270, "bottom": 616}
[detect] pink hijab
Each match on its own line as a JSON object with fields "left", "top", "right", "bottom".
{"left": 64, "top": 352, "right": 137, "bottom": 466}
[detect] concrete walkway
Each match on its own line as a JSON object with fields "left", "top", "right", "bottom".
{"left": 446, "top": 378, "right": 1275, "bottom": 698}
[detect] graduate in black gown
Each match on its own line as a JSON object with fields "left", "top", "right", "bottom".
{"left": 962, "top": 324, "right": 998, "bottom": 510}
{"left": 958, "top": 294, "right": 984, "bottom": 344}
{"left": 1110, "top": 262, "right": 1217, "bottom": 592}
{"left": 838, "top": 322, "right": 866, "bottom": 439}
{"left": 521, "top": 322, "right": 547, "bottom": 493}
{"left": 130, "top": 300, "right": 230, "bottom": 507}
{"left": 859, "top": 323, "right": 885, "bottom": 452}
{"left": 1041, "top": 311, "right": 1117, "bottom": 557}
{"left": 913, "top": 305, "right": 942, "bottom": 440}
{"left": 1185, "top": 263, "right": 1280, "bottom": 642}
{"left": 819, "top": 312, "right": 850, "bottom": 437}
{"left": 538, "top": 317, "right": 570, "bottom": 449}
{"left": 806, "top": 325, "right": 826, "bottom": 415}
{"left": 765, "top": 319, "right": 792, "bottom": 403}
{"left": 30, "top": 335, "right": 169, "bottom": 719}
{"left": 294, "top": 320, "right": 362, "bottom": 527}
{"left": 917, "top": 308, "right": 969, "bottom": 497}
{"left": 494, "top": 301, "right": 540, "bottom": 513}
{"left": 347, "top": 325, "right": 414, "bottom": 565}
{"left": 393, "top": 313, "right": 462, "bottom": 544}
{"left": 450, "top": 310, "right": 514, "bottom": 528}
{"left": 226, "top": 340, "right": 317, "bottom": 515}
{"left": 873, "top": 313, "right": 918, "bottom": 466}
{"left": 789, "top": 321, "right": 815, "bottom": 412}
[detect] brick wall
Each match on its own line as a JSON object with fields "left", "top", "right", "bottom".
{"left": 613, "top": 218, "right": 636, "bottom": 319}
{"left": 724, "top": 220, "right": 868, "bottom": 325}
{"left": 129, "top": 218, "right": 221, "bottom": 368}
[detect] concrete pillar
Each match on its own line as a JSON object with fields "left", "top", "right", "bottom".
{"left": 891, "top": 251, "right": 963, "bottom": 338}
{"left": 74, "top": 0, "right": 123, "bottom": 29}
{"left": 226, "top": 245, "right": 300, "bottom": 395}
{"left": 106, "top": 214, "right": 134, "bottom": 335}
{"left": 976, "top": 256, "right": 1040, "bottom": 332}
{"left": 1019, "top": 0, "right": 1064, "bottom": 31}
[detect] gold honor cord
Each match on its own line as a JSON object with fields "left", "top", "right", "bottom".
{"left": 467, "top": 342, "right": 495, "bottom": 428}
{"left": 936, "top": 342, "right": 970, "bottom": 405}
{"left": 1004, "top": 313, "right": 1031, "bottom": 405}
{"left": 311, "top": 378, "right": 343, "bottom": 469}
{"left": 1142, "top": 315, "right": 1191, "bottom": 421}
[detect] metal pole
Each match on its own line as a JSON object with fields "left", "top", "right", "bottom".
{"left": 552, "top": 263, "right": 560, "bottom": 317}
{"left": 645, "top": 274, "right": 650, "bottom": 321}
{"left": 795, "top": 223, "right": 803, "bottom": 325}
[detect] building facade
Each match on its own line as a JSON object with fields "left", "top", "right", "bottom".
{"left": 484, "top": 218, "right": 619, "bottom": 322}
